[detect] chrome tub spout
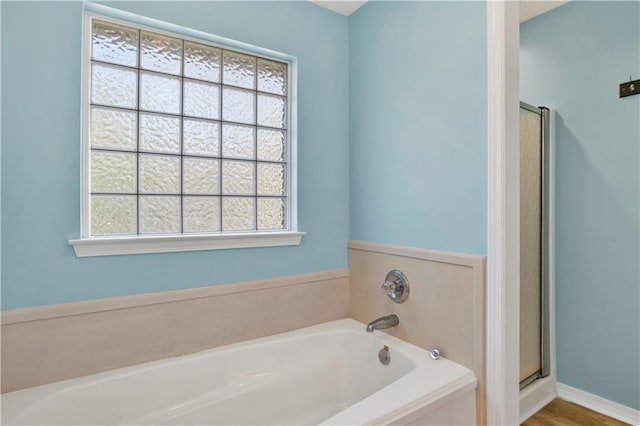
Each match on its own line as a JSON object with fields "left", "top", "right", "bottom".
{"left": 366, "top": 314, "right": 400, "bottom": 332}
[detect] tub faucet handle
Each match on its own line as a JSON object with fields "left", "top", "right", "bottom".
{"left": 381, "top": 270, "right": 410, "bottom": 303}
{"left": 381, "top": 280, "right": 397, "bottom": 294}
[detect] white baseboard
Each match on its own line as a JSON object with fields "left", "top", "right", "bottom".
{"left": 520, "top": 392, "right": 556, "bottom": 424}
{"left": 519, "top": 376, "right": 557, "bottom": 423}
{"left": 557, "top": 382, "right": 640, "bottom": 425}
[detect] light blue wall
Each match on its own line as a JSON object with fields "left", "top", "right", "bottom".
{"left": 521, "top": 1, "right": 640, "bottom": 410}
{"left": 348, "top": 1, "right": 487, "bottom": 255}
{"left": 1, "top": 1, "right": 349, "bottom": 310}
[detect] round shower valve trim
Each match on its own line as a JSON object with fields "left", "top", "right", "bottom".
{"left": 381, "top": 269, "right": 410, "bottom": 303}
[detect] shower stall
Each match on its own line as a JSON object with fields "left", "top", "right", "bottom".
{"left": 519, "top": 102, "right": 551, "bottom": 389}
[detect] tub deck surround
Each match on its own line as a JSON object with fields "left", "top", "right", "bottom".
{"left": 0, "top": 269, "right": 349, "bottom": 393}
{"left": 2, "top": 319, "right": 476, "bottom": 426}
{"left": 347, "top": 240, "right": 486, "bottom": 425}
{"left": 1, "top": 241, "right": 485, "bottom": 424}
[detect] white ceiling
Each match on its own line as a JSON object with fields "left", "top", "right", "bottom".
{"left": 520, "top": 0, "right": 569, "bottom": 22}
{"left": 308, "top": 1, "right": 367, "bottom": 16}
{"left": 310, "top": 0, "right": 569, "bottom": 22}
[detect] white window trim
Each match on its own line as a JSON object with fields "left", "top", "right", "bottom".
{"left": 69, "top": 232, "right": 306, "bottom": 257}
{"left": 70, "top": 3, "right": 302, "bottom": 257}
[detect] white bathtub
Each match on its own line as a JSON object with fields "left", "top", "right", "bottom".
{"left": 1, "top": 319, "right": 476, "bottom": 425}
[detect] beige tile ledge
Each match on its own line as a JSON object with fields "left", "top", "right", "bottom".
{"left": 1, "top": 268, "right": 349, "bottom": 325}
{"left": 348, "top": 240, "right": 485, "bottom": 267}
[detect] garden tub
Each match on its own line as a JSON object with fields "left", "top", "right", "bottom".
{"left": 2, "top": 319, "right": 476, "bottom": 425}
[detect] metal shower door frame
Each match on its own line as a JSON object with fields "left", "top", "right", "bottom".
{"left": 519, "top": 101, "right": 551, "bottom": 389}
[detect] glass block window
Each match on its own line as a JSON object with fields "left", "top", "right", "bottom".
{"left": 86, "top": 18, "right": 289, "bottom": 236}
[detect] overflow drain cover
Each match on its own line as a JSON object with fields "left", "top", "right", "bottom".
{"left": 379, "top": 345, "right": 390, "bottom": 365}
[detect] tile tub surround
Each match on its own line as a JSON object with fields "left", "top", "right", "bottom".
{"left": 1, "top": 269, "right": 349, "bottom": 393}
{"left": 2, "top": 239, "right": 486, "bottom": 425}
{"left": 348, "top": 240, "right": 486, "bottom": 425}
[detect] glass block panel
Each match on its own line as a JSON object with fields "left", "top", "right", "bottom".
{"left": 92, "top": 20, "right": 138, "bottom": 67}
{"left": 139, "top": 113, "right": 180, "bottom": 154}
{"left": 139, "top": 196, "right": 180, "bottom": 234}
{"left": 91, "top": 106, "right": 137, "bottom": 151}
{"left": 257, "top": 198, "right": 285, "bottom": 230}
{"left": 257, "top": 59, "right": 287, "bottom": 95}
{"left": 91, "top": 195, "right": 137, "bottom": 235}
{"left": 183, "top": 157, "right": 219, "bottom": 195}
{"left": 91, "top": 151, "right": 136, "bottom": 193}
{"left": 183, "top": 118, "right": 220, "bottom": 157}
{"left": 91, "top": 63, "right": 137, "bottom": 109}
{"left": 257, "top": 163, "right": 285, "bottom": 196}
{"left": 222, "top": 124, "right": 255, "bottom": 160}
{"left": 184, "top": 196, "right": 220, "bottom": 233}
{"left": 140, "top": 31, "right": 182, "bottom": 75}
{"left": 222, "top": 161, "right": 254, "bottom": 195}
{"left": 140, "top": 71, "right": 181, "bottom": 114}
{"left": 184, "top": 42, "right": 221, "bottom": 83}
{"left": 257, "top": 128, "right": 285, "bottom": 162}
{"left": 222, "top": 197, "right": 255, "bottom": 231}
{"left": 223, "top": 50, "right": 256, "bottom": 89}
{"left": 222, "top": 87, "right": 255, "bottom": 125}
{"left": 139, "top": 154, "right": 180, "bottom": 194}
{"left": 183, "top": 80, "right": 220, "bottom": 120}
{"left": 257, "top": 94, "right": 286, "bottom": 128}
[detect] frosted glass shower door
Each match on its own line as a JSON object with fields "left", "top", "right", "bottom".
{"left": 519, "top": 103, "right": 550, "bottom": 387}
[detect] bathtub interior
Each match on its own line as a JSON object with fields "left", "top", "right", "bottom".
{"left": 3, "top": 326, "right": 419, "bottom": 425}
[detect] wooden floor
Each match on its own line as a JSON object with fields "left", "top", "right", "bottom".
{"left": 522, "top": 399, "right": 630, "bottom": 426}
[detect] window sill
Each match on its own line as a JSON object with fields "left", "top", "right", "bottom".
{"left": 69, "top": 232, "right": 306, "bottom": 257}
